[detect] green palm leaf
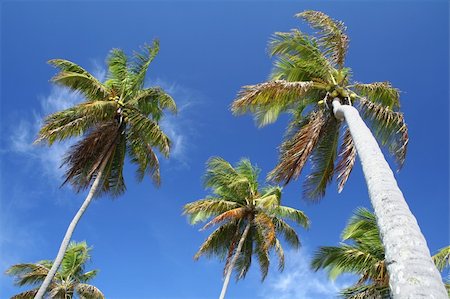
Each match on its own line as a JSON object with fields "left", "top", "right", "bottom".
{"left": 296, "top": 10, "right": 349, "bottom": 68}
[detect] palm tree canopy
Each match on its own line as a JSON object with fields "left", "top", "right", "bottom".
{"left": 35, "top": 40, "right": 177, "bottom": 196}
{"left": 5, "top": 241, "right": 104, "bottom": 299}
{"left": 184, "top": 157, "right": 309, "bottom": 281}
{"left": 232, "top": 11, "right": 408, "bottom": 201}
{"left": 311, "top": 208, "right": 449, "bottom": 298}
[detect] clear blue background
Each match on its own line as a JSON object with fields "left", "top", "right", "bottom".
{"left": 1, "top": 1, "right": 448, "bottom": 298}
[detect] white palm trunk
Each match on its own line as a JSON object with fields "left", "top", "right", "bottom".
{"left": 219, "top": 222, "right": 251, "bottom": 299}
{"left": 332, "top": 99, "right": 447, "bottom": 298}
{"left": 34, "top": 157, "right": 109, "bottom": 299}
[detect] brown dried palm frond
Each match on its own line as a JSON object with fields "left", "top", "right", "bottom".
{"left": 61, "top": 121, "right": 121, "bottom": 192}
{"left": 296, "top": 10, "right": 349, "bottom": 68}
{"left": 223, "top": 227, "right": 242, "bottom": 277}
{"left": 358, "top": 98, "right": 408, "bottom": 168}
{"left": 335, "top": 127, "right": 357, "bottom": 193}
{"left": 303, "top": 116, "right": 341, "bottom": 201}
{"left": 269, "top": 109, "right": 326, "bottom": 184}
{"left": 10, "top": 289, "right": 39, "bottom": 299}
{"left": 201, "top": 207, "right": 248, "bottom": 231}
{"left": 254, "top": 213, "right": 276, "bottom": 251}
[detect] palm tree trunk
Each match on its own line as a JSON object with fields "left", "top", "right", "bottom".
{"left": 34, "top": 157, "right": 109, "bottom": 299}
{"left": 219, "top": 221, "right": 251, "bottom": 299}
{"left": 332, "top": 99, "right": 447, "bottom": 298}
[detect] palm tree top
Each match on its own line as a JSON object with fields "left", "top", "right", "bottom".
{"left": 311, "top": 208, "right": 450, "bottom": 298}
{"left": 5, "top": 241, "right": 104, "bottom": 299}
{"left": 35, "top": 40, "right": 177, "bottom": 196}
{"left": 184, "top": 157, "right": 309, "bottom": 281}
{"left": 231, "top": 10, "right": 408, "bottom": 201}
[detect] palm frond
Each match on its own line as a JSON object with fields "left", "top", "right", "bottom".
{"left": 272, "top": 218, "right": 301, "bottom": 248}
{"left": 303, "top": 116, "right": 340, "bottom": 200}
{"left": 234, "top": 228, "right": 254, "bottom": 279}
{"left": 270, "top": 206, "right": 310, "bottom": 229}
{"left": 129, "top": 39, "right": 160, "bottom": 91}
{"left": 352, "top": 82, "right": 400, "bottom": 109}
{"left": 274, "top": 238, "right": 285, "bottom": 271}
{"left": 100, "top": 133, "right": 127, "bottom": 196}
{"left": 335, "top": 127, "right": 356, "bottom": 193}
{"left": 201, "top": 207, "right": 248, "bottom": 230}
{"left": 340, "top": 284, "right": 390, "bottom": 299}
{"left": 61, "top": 121, "right": 120, "bottom": 192}
{"left": 194, "top": 222, "right": 239, "bottom": 260}
{"left": 48, "top": 59, "right": 109, "bottom": 101}
{"left": 311, "top": 245, "right": 381, "bottom": 281}
{"left": 76, "top": 283, "right": 105, "bottom": 299}
{"left": 271, "top": 55, "right": 331, "bottom": 82}
{"left": 256, "top": 186, "right": 282, "bottom": 209}
{"left": 358, "top": 98, "right": 408, "bottom": 168}
{"left": 35, "top": 101, "right": 117, "bottom": 145}
{"left": 129, "top": 87, "right": 177, "bottom": 121}
{"left": 5, "top": 263, "right": 50, "bottom": 286}
{"left": 232, "top": 80, "right": 313, "bottom": 127}
{"left": 127, "top": 125, "right": 161, "bottom": 186}
{"left": 10, "top": 288, "right": 39, "bottom": 299}
{"left": 296, "top": 11, "right": 349, "bottom": 68}
{"left": 254, "top": 213, "right": 276, "bottom": 251}
{"left": 61, "top": 241, "right": 90, "bottom": 278}
{"left": 183, "top": 198, "right": 242, "bottom": 225}
{"left": 269, "top": 109, "right": 326, "bottom": 184}
{"left": 106, "top": 48, "right": 128, "bottom": 91}
{"left": 79, "top": 270, "right": 98, "bottom": 283}
{"left": 432, "top": 246, "right": 450, "bottom": 272}
{"left": 125, "top": 106, "right": 171, "bottom": 156}
{"left": 254, "top": 226, "right": 270, "bottom": 281}
{"left": 269, "top": 29, "right": 333, "bottom": 79}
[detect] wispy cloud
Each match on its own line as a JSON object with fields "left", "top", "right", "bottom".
{"left": 8, "top": 61, "right": 106, "bottom": 183}
{"left": 259, "top": 248, "right": 354, "bottom": 299}
{"left": 9, "top": 87, "right": 82, "bottom": 181}
{"left": 150, "top": 78, "right": 203, "bottom": 168}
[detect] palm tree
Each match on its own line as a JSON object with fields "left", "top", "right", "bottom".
{"left": 231, "top": 10, "right": 447, "bottom": 297}
{"left": 311, "top": 208, "right": 450, "bottom": 298}
{"left": 183, "top": 157, "right": 309, "bottom": 299}
{"left": 6, "top": 241, "right": 104, "bottom": 299}
{"left": 34, "top": 40, "right": 176, "bottom": 298}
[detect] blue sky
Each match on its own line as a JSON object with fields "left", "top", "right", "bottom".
{"left": 1, "top": 1, "right": 448, "bottom": 298}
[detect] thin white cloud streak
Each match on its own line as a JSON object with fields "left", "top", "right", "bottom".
{"left": 8, "top": 62, "right": 106, "bottom": 182}
{"left": 9, "top": 87, "right": 82, "bottom": 181}
{"left": 259, "top": 248, "right": 354, "bottom": 299}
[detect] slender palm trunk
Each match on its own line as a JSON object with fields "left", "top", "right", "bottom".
{"left": 332, "top": 99, "right": 447, "bottom": 298}
{"left": 219, "top": 222, "right": 251, "bottom": 299}
{"left": 34, "top": 157, "right": 109, "bottom": 299}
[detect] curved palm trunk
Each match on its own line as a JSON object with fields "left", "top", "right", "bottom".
{"left": 332, "top": 99, "right": 447, "bottom": 298}
{"left": 219, "top": 222, "right": 251, "bottom": 299}
{"left": 34, "top": 157, "right": 109, "bottom": 299}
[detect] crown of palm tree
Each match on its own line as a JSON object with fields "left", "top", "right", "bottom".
{"left": 6, "top": 241, "right": 104, "bottom": 299}
{"left": 232, "top": 11, "right": 408, "bottom": 201}
{"left": 36, "top": 40, "right": 176, "bottom": 196}
{"left": 184, "top": 157, "right": 309, "bottom": 280}
{"left": 311, "top": 208, "right": 450, "bottom": 298}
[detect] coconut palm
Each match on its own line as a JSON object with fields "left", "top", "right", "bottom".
{"left": 34, "top": 40, "right": 176, "bottom": 298}
{"left": 231, "top": 10, "right": 446, "bottom": 297}
{"left": 183, "top": 157, "right": 309, "bottom": 299}
{"left": 6, "top": 241, "right": 104, "bottom": 299}
{"left": 311, "top": 208, "right": 450, "bottom": 298}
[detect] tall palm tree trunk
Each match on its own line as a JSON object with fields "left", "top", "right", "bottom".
{"left": 34, "top": 157, "right": 109, "bottom": 299}
{"left": 219, "top": 222, "right": 251, "bottom": 299}
{"left": 332, "top": 99, "right": 447, "bottom": 298}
